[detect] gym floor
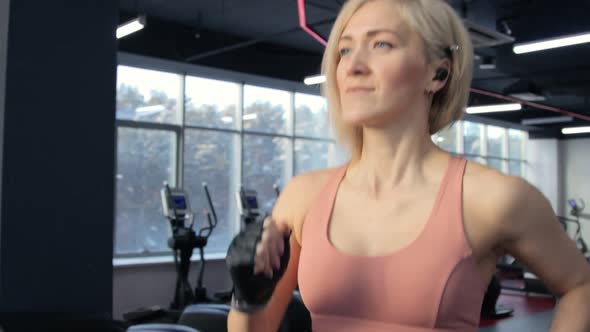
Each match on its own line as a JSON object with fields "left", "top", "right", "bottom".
{"left": 479, "top": 292, "right": 556, "bottom": 331}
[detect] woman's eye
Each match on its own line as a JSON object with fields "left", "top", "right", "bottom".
{"left": 339, "top": 48, "right": 351, "bottom": 56}
{"left": 374, "top": 41, "right": 393, "bottom": 49}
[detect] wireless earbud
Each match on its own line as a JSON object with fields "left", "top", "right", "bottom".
{"left": 433, "top": 68, "right": 449, "bottom": 81}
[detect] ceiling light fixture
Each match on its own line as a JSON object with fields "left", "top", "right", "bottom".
{"left": 479, "top": 56, "right": 496, "bottom": 70}
{"left": 479, "top": 63, "right": 496, "bottom": 70}
{"left": 117, "top": 16, "right": 146, "bottom": 39}
{"left": 466, "top": 103, "right": 522, "bottom": 114}
{"left": 562, "top": 126, "right": 590, "bottom": 135}
{"left": 521, "top": 116, "right": 573, "bottom": 125}
{"left": 513, "top": 31, "right": 590, "bottom": 54}
{"left": 509, "top": 92, "right": 546, "bottom": 102}
{"left": 304, "top": 74, "right": 326, "bottom": 85}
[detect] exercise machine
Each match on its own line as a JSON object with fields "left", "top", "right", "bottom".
{"left": 161, "top": 182, "right": 220, "bottom": 308}
{"left": 236, "top": 185, "right": 268, "bottom": 227}
{"left": 480, "top": 275, "right": 513, "bottom": 319}
{"left": 125, "top": 183, "right": 227, "bottom": 330}
{"left": 235, "top": 183, "right": 281, "bottom": 226}
{"left": 559, "top": 199, "right": 588, "bottom": 258}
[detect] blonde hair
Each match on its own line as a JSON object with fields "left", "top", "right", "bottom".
{"left": 321, "top": 0, "right": 473, "bottom": 161}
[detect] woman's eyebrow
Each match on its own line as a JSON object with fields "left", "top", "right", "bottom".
{"left": 339, "top": 29, "right": 403, "bottom": 42}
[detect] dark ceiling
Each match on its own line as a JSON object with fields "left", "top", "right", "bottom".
{"left": 118, "top": 0, "right": 590, "bottom": 139}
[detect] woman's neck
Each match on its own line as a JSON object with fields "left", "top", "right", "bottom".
{"left": 346, "top": 122, "right": 446, "bottom": 198}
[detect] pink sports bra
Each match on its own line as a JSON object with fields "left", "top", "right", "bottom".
{"left": 297, "top": 157, "right": 488, "bottom": 332}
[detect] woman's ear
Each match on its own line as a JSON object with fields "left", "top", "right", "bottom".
{"left": 429, "top": 59, "right": 451, "bottom": 93}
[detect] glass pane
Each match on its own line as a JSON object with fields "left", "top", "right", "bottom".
{"left": 184, "top": 130, "right": 239, "bottom": 254}
{"left": 509, "top": 129, "right": 524, "bottom": 160}
{"left": 295, "top": 140, "right": 335, "bottom": 175}
{"left": 243, "top": 85, "right": 291, "bottom": 134}
{"left": 488, "top": 158, "right": 504, "bottom": 172}
{"left": 185, "top": 76, "right": 240, "bottom": 130}
{"left": 295, "top": 93, "right": 330, "bottom": 139}
{"left": 243, "top": 134, "right": 290, "bottom": 213}
{"left": 487, "top": 125, "right": 505, "bottom": 158}
{"left": 433, "top": 123, "right": 458, "bottom": 153}
{"left": 116, "top": 65, "right": 181, "bottom": 124}
{"left": 464, "top": 121, "right": 483, "bottom": 156}
{"left": 115, "top": 128, "right": 176, "bottom": 255}
{"left": 509, "top": 161, "right": 522, "bottom": 177}
{"left": 466, "top": 155, "right": 486, "bottom": 165}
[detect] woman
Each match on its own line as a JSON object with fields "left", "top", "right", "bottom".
{"left": 226, "top": 0, "right": 590, "bottom": 331}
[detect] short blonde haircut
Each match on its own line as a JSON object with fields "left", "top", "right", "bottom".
{"left": 321, "top": 0, "right": 473, "bottom": 161}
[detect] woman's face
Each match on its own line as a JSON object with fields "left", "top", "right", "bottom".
{"left": 336, "top": 0, "right": 433, "bottom": 127}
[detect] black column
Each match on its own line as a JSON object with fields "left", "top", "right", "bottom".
{"left": 0, "top": 0, "right": 9, "bottom": 237}
{"left": 0, "top": 1, "right": 118, "bottom": 330}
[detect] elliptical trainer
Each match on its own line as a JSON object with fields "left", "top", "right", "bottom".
{"left": 234, "top": 183, "right": 282, "bottom": 227}
{"left": 559, "top": 198, "right": 588, "bottom": 257}
{"left": 235, "top": 186, "right": 264, "bottom": 226}
{"left": 161, "top": 182, "right": 218, "bottom": 310}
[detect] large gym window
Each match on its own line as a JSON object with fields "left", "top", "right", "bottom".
{"left": 243, "top": 85, "right": 292, "bottom": 135}
{"left": 295, "top": 139, "right": 335, "bottom": 175}
{"left": 114, "top": 63, "right": 339, "bottom": 258}
{"left": 115, "top": 127, "right": 177, "bottom": 254}
{"left": 463, "top": 121, "right": 484, "bottom": 156}
{"left": 184, "top": 76, "right": 240, "bottom": 130}
{"left": 295, "top": 93, "right": 330, "bottom": 139}
{"left": 116, "top": 65, "right": 182, "bottom": 125}
{"left": 183, "top": 129, "right": 240, "bottom": 254}
{"left": 242, "top": 134, "right": 291, "bottom": 213}
{"left": 433, "top": 121, "right": 527, "bottom": 178}
{"left": 114, "top": 60, "right": 527, "bottom": 258}
{"left": 432, "top": 123, "right": 460, "bottom": 154}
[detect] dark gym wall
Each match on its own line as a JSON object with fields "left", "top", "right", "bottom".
{"left": 0, "top": 0, "right": 117, "bottom": 322}
{"left": 0, "top": 0, "right": 9, "bottom": 259}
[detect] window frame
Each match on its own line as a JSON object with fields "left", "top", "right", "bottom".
{"left": 114, "top": 52, "right": 530, "bottom": 261}
{"left": 114, "top": 53, "right": 335, "bottom": 260}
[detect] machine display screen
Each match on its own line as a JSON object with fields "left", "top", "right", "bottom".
{"left": 245, "top": 195, "right": 258, "bottom": 209}
{"left": 173, "top": 196, "right": 187, "bottom": 209}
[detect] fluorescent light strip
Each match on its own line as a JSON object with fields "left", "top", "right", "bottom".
{"left": 509, "top": 92, "right": 546, "bottom": 102}
{"left": 304, "top": 75, "right": 326, "bottom": 85}
{"left": 514, "top": 31, "right": 590, "bottom": 54}
{"left": 479, "top": 64, "right": 496, "bottom": 70}
{"left": 562, "top": 126, "right": 590, "bottom": 135}
{"left": 521, "top": 116, "right": 573, "bottom": 126}
{"left": 117, "top": 16, "right": 145, "bottom": 39}
{"left": 466, "top": 103, "right": 522, "bottom": 114}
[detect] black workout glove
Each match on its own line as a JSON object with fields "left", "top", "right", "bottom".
{"left": 226, "top": 221, "right": 290, "bottom": 313}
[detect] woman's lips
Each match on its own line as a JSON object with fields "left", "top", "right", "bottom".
{"left": 346, "top": 86, "right": 375, "bottom": 94}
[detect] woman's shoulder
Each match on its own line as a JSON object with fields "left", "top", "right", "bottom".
{"left": 290, "top": 166, "right": 342, "bottom": 191}
{"left": 463, "top": 159, "right": 528, "bottom": 199}
{"left": 463, "top": 159, "right": 535, "bottom": 235}
{"left": 272, "top": 165, "right": 345, "bottom": 244}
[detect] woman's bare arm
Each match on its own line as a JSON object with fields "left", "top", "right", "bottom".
{"left": 227, "top": 169, "right": 331, "bottom": 331}
{"left": 489, "top": 176, "right": 590, "bottom": 331}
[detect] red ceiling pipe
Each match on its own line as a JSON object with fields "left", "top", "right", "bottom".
{"left": 470, "top": 88, "right": 590, "bottom": 122}
{"left": 298, "top": 0, "right": 328, "bottom": 46}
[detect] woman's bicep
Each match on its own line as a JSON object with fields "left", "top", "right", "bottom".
{"left": 263, "top": 233, "right": 302, "bottom": 331}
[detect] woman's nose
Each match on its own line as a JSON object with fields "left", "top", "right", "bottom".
{"left": 346, "top": 49, "right": 370, "bottom": 76}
